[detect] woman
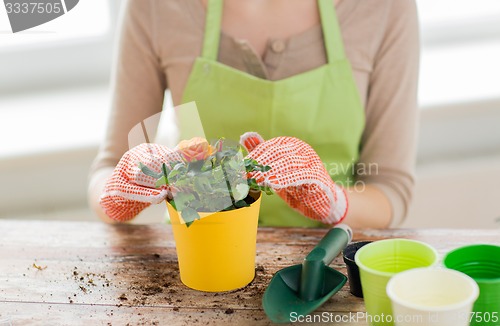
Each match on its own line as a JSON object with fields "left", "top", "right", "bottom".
{"left": 89, "top": 0, "right": 419, "bottom": 228}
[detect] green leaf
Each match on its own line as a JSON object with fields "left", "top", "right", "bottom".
{"left": 181, "top": 207, "right": 200, "bottom": 227}
{"left": 212, "top": 186, "right": 230, "bottom": 195}
{"left": 209, "top": 197, "right": 233, "bottom": 211}
{"left": 161, "top": 163, "right": 171, "bottom": 177}
{"left": 188, "top": 160, "right": 204, "bottom": 171}
{"left": 155, "top": 176, "right": 169, "bottom": 188}
{"left": 243, "top": 158, "right": 271, "bottom": 174}
{"left": 239, "top": 145, "right": 248, "bottom": 156}
{"left": 194, "top": 176, "right": 212, "bottom": 194}
{"left": 247, "top": 178, "right": 259, "bottom": 189}
{"left": 227, "top": 158, "right": 242, "bottom": 171}
{"left": 211, "top": 166, "right": 225, "bottom": 181}
{"left": 234, "top": 199, "right": 250, "bottom": 208}
{"left": 188, "top": 199, "right": 203, "bottom": 210}
{"left": 168, "top": 162, "right": 187, "bottom": 179}
{"left": 173, "top": 178, "right": 192, "bottom": 189}
{"left": 172, "top": 192, "right": 196, "bottom": 210}
{"left": 200, "top": 158, "right": 214, "bottom": 172}
{"left": 233, "top": 183, "right": 249, "bottom": 201}
{"left": 263, "top": 187, "right": 274, "bottom": 195}
{"left": 168, "top": 169, "right": 181, "bottom": 179}
{"left": 138, "top": 162, "right": 163, "bottom": 179}
{"left": 254, "top": 164, "right": 271, "bottom": 172}
{"left": 244, "top": 158, "right": 258, "bottom": 167}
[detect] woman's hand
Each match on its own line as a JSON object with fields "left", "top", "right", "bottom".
{"left": 99, "top": 143, "right": 182, "bottom": 222}
{"left": 240, "top": 132, "right": 348, "bottom": 225}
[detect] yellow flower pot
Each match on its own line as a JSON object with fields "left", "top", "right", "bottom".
{"left": 167, "top": 193, "right": 261, "bottom": 292}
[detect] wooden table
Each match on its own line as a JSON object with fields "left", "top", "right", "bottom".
{"left": 0, "top": 220, "right": 498, "bottom": 325}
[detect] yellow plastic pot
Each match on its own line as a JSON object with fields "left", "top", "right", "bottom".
{"left": 167, "top": 193, "right": 261, "bottom": 292}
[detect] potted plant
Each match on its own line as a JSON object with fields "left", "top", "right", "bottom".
{"left": 139, "top": 137, "right": 272, "bottom": 292}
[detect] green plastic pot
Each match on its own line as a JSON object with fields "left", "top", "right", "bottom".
{"left": 444, "top": 244, "right": 500, "bottom": 326}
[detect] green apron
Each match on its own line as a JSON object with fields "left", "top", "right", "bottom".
{"left": 181, "top": 0, "right": 365, "bottom": 227}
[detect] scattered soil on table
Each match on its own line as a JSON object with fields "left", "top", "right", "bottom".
{"left": 118, "top": 293, "right": 128, "bottom": 301}
{"left": 143, "top": 285, "right": 163, "bottom": 296}
{"left": 67, "top": 258, "right": 268, "bottom": 324}
{"left": 255, "top": 265, "right": 265, "bottom": 273}
{"left": 104, "top": 261, "right": 181, "bottom": 306}
{"left": 32, "top": 263, "right": 47, "bottom": 270}
{"left": 70, "top": 266, "right": 111, "bottom": 295}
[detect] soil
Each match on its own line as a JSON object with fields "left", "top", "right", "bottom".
{"left": 71, "top": 267, "right": 111, "bottom": 296}
{"left": 67, "top": 256, "right": 268, "bottom": 325}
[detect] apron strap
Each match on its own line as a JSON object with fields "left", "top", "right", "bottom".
{"left": 318, "top": 0, "right": 346, "bottom": 63}
{"left": 202, "top": 0, "right": 223, "bottom": 61}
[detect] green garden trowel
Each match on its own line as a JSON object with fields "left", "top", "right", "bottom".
{"left": 263, "top": 224, "right": 352, "bottom": 323}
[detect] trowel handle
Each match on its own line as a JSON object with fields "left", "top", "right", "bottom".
{"left": 300, "top": 225, "right": 352, "bottom": 301}
{"left": 306, "top": 224, "right": 352, "bottom": 265}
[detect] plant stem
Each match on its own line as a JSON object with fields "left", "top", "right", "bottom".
{"left": 220, "top": 160, "right": 236, "bottom": 207}
{"left": 162, "top": 163, "right": 169, "bottom": 180}
{"left": 162, "top": 163, "right": 172, "bottom": 200}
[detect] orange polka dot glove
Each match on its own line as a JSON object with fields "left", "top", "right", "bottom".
{"left": 100, "top": 143, "right": 182, "bottom": 222}
{"left": 240, "top": 132, "right": 348, "bottom": 225}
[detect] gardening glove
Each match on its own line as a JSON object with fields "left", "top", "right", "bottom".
{"left": 240, "top": 132, "right": 348, "bottom": 225}
{"left": 100, "top": 143, "right": 182, "bottom": 222}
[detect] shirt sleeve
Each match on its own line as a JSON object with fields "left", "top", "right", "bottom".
{"left": 89, "top": 0, "right": 167, "bottom": 175}
{"left": 356, "top": 0, "right": 420, "bottom": 227}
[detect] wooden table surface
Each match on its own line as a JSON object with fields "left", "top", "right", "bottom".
{"left": 0, "top": 220, "right": 498, "bottom": 326}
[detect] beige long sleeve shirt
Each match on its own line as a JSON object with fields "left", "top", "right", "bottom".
{"left": 90, "top": 0, "right": 420, "bottom": 226}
